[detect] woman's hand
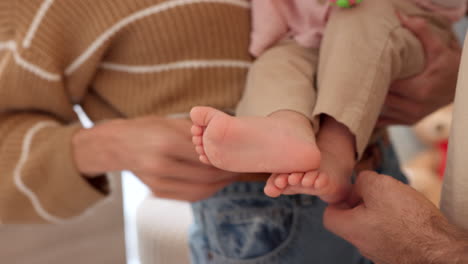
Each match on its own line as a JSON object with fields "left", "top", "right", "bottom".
{"left": 379, "top": 13, "right": 462, "bottom": 126}
{"left": 73, "top": 116, "right": 237, "bottom": 202}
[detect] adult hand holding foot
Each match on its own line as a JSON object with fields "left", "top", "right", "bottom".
{"left": 72, "top": 116, "right": 236, "bottom": 202}
{"left": 323, "top": 11, "right": 468, "bottom": 264}
{"left": 324, "top": 171, "right": 468, "bottom": 264}
{"left": 379, "top": 12, "right": 461, "bottom": 126}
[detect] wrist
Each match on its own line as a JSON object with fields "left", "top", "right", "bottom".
{"left": 72, "top": 119, "right": 126, "bottom": 177}
{"left": 427, "top": 221, "right": 468, "bottom": 264}
{"left": 441, "top": 230, "right": 468, "bottom": 264}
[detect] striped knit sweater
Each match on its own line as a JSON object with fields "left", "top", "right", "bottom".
{"left": 0, "top": 0, "right": 251, "bottom": 223}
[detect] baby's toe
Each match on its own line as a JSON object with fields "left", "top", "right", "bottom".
{"left": 274, "top": 174, "right": 289, "bottom": 189}
{"left": 288, "top": 173, "right": 304, "bottom": 186}
{"left": 195, "top": 146, "right": 205, "bottom": 155}
{"left": 265, "top": 174, "right": 283, "bottom": 198}
{"left": 199, "top": 155, "right": 211, "bottom": 165}
{"left": 192, "top": 136, "right": 203, "bottom": 146}
{"left": 314, "top": 172, "right": 330, "bottom": 189}
{"left": 191, "top": 125, "right": 204, "bottom": 136}
{"left": 302, "top": 171, "right": 320, "bottom": 187}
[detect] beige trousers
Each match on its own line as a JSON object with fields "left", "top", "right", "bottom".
{"left": 236, "top": 0, "right": 454, "bottom": 158}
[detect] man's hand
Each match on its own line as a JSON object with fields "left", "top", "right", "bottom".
{"left": 324, "top": 171, "right": 468, "bottom": 264}
{"left": 73, "top": 116, "right": 237, "bottom": 202}
{"left": 379, "top": 13, "right": 462, "bottom": 126}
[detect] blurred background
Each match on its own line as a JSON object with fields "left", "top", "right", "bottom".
{"left": 0, "top": 18, "right": 466, "bottom": 264}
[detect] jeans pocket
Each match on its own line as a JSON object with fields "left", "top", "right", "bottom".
{"left": 203, "top": 195, "right": 299, "bottom": 261}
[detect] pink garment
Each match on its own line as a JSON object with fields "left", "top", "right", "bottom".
{"left": 250, "top": 0, "right": 331, "bottom": 56}
{"left": 250, "top": 0, "right": 467, "bottom": 57}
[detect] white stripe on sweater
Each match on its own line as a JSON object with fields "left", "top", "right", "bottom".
{"left": 13, "top": 120, "right": 114, "bottom": 224}
{"left": 23, "top": 0, "right": 55, "bottom": 48}
{"left": 100, "top": 60, "right": 252, "bottom": 73}
{"left": 65, "top": 0, "right": 250, "bottom": 75}
{"left": 0, "top": 41, "right": 61, "bottom": 81}
{"left": 0, "top": 40, "right": 15, "bottom": 51}
{"left": 13, "top": 121, "right": 68, "bottom": 224}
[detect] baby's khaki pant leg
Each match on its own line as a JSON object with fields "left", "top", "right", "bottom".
{"left": 236, "top": 40, "right": 319, "bottom": 127}
{"left": 315, "top": 0, "right": 453, "bottom": 157}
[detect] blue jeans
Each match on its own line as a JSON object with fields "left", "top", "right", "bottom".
{"left": 190, "top": 140, "right": 407, "bottom": 264}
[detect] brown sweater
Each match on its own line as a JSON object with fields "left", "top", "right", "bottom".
{"left": 0, "top": 0, "right": 251, "bottom": 223}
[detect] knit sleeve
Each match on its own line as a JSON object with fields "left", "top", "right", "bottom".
{"left": 0, "top": 5, "right": 109, "bottom": 224}
{"left": 0, "top": 0, "right": 14, "bottom": 41}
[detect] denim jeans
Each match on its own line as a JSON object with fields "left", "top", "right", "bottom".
{"left": 190, "top": 140, "right": 407, "bottom": 264}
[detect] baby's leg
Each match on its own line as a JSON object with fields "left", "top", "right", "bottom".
{"left": 271, "top": 0, "right": 454, "bottom": 202}
{"left": 314, "top": 0, "right": 453, "bottom": 158}
{"left": 191, "top": 41, "right": 321, "bottom": 174}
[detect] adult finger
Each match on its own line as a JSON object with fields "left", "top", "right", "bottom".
{"left": 325, "top": 172, "right": 386, "bottom": 239}
{"left": 397, "top": 12, "right": 445, "bottom": 62}
{"left": 323, "top": 203, "right": 366, "bottom": 242}
{"left": 380, "top": 93, "right": 428, "bottom": 124}
{"left": 390, "top": 76, "right": 432, "bottom": 103}
{"left": 377, "top": 117, "right": 409, "bottom": 127}
{"left": 354, "top": 171, "right": 407, "bottom": 209}
{"left": 146, "top": 176, "right": 233, "bottom": 202}
{"left": 164, "top": 137, "right": 201, "bottom": 163}
{"left": 352, "top": 171, "right": 383, "bottom": 203}
{"left": 384, "top": 92, "right": 422, "bottom": 112}
{"left": 151, "top": 185, "right": 222, "bottom": 202}
{"left": 137, "top": 158, "right": 236, "bottom": 183}
{"left": 323, "top": 173, "right": 385, "bottom": 242}
{"left": 379, "top": 109, "right": 415, "bottom": 126}
{"left": 151, "top": 118, "right": 202, "bottom": 163}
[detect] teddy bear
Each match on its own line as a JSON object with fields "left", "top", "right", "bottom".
{"left": 403, "top": 105, "right": 453, "bottom": 206}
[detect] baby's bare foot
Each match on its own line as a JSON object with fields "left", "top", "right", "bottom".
{"left": 190, "top": 106, "right": 321, "bottom": 173}
{"left": 269, "top": 117, "right": 356, "bottom": 203}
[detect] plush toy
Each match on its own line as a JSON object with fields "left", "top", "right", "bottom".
{"left": 330, "top": 0, "right": 363, "bottom": 8}
{"left": 403, "top": 105, "right": 453, "bottom": 206}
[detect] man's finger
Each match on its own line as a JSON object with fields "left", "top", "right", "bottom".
{"left": 379, "top": 108, "right": 416, "bottom": 126}
{"left": 376, "top": 117, "right": 398, "bottom": 127}
{"left": 397, "top": 11, "right": 444, "bottom": 62}
{"left": 377, "top": 116, "right": 413, "bottom": 127}
{"left": 384, "top": 93, "right": 420, "bottom": 113}
{"left": 323, "top": 203, "right": 366, "bottom": 242}
{"left": 353, "top": 171, "right": 382, "bottom": 203}
{"left": 449, "top": 38, "right": 462, "bottom": 52}
{"left": 380, "top": 92, "right": 429, "bottom": 124}
{"left": 355, "top": 171, "right": 407, "bottom": 207}
{"left": 389, "top": 77, "right": 420, "bottom": 96}
{"left": 390, "top": 76, "right": 431, "bottom": 102}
